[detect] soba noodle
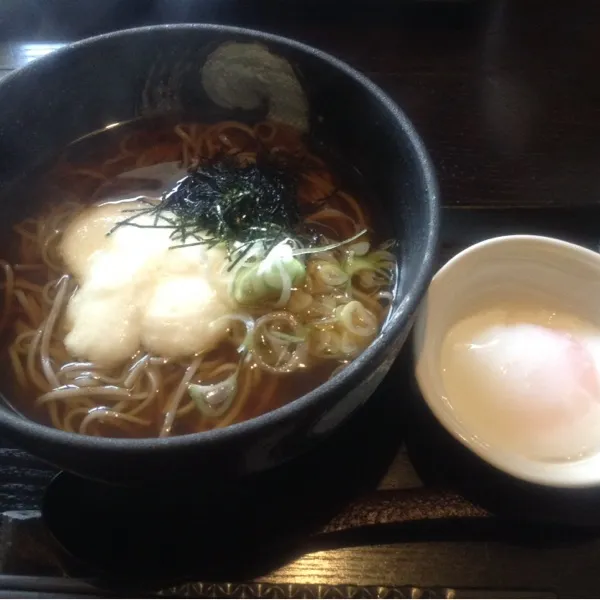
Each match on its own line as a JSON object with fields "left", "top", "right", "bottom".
{"left": 0, "top": 119, "right": 397, "bottom": 438}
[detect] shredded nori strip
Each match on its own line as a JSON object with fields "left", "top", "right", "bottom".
{"left": 109, "top": 155, "right": 314, "bottom": 270}
{"left": 166, "top": 159, "right": 299, "bottom": 244}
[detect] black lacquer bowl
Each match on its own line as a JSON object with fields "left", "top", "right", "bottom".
{"left": 0, "top": 25, "right": 438, "bottom": 484}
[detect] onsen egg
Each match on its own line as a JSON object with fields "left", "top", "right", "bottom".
{"left": 60, "top": 200, "right": 234, "bottom": 367}
{"left": 440, "top": 308, "right": 600, "bottom": 461}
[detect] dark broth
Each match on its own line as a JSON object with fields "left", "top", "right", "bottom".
{"left": 0, "top": 117, "right": 393, "bottom": 438}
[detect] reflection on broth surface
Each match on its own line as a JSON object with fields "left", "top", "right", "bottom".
{"left": 0, "top": 118, "right": 397, "bottom": 438}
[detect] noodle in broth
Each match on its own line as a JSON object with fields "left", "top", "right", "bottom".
{"left": 0, "top": 119, "right": 397, "bottom": 438}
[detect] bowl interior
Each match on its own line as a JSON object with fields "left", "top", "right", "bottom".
{"left": 0, "top": 25, "right": 438, "bottom": 452}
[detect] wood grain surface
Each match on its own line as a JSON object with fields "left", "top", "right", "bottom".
{"left": 0, "top": 1, "right": 597, "bottom": 597}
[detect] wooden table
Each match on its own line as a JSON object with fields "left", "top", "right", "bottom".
{"left": 0, "top": 1, "right": 598, "bottom": 597}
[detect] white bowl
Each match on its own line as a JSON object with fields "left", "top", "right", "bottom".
{"left": 413, "top": 234, "right": 600, "bottom": 487}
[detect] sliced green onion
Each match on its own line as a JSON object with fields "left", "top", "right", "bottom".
{"left": 287, "top": 289, "right": 313, "bottom": 312}
{"left": 253, "top": 311, "right": 308, "bottom": 374}
{"left": 315, "top": 262, "right": 349, "bottom": 287}
{"left": 344, "top": 248, "right": 396, "bottom": 279}
{"left": 232, "top": 241, "right": 306, "bottom": 306}
{"left": 339, "top": 300, "right": 378, "bottom": 337}
{"left": 369, "top": 250, "right": 397, "bottom": 265}
{"left": 210, "top": 314, "right": 255, "bottom": 354}
{"left": 274, "top": 259, "right": 292, "bottom": 307}
{"left": 309, "top": 295, "right": 337, "bottom": 318}
{"left": 292, "top": 229, "right": 368, "bottom": 257}
{"left": 232, "top": 264, "right": 269, "bottom": 304}
{"left": 188, "top": 370, "right": 238, "bottom": 418}
{"left": 268, "top": 329, "right": 307, "bottom": 344}
{"left": 358, "top": 270, "right": 391, "bottom": 289}
{"left": 377, "top": 291, "right": 393, "bottom": 303}
{"left": 340, "top": 330, "right": 361, "bottom": 356}
{"left": 262, "top": 257, "right": 305, "bottom": 289}
{"left": 344, "top": 256, "right": 374, "bottom": 277}
{"left": 347, "top": 241, "right": 370, "bottom": 256}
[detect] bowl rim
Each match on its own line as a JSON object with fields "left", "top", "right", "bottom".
{"left": 413, "top": 234, "right": 600, "bottom": 488}
{"left": 0, "top": 23, "right": 439, "bottom": 453}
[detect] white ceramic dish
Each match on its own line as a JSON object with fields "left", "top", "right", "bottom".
{"left": 413, "top": 234, "right": 600, "bottom": 487}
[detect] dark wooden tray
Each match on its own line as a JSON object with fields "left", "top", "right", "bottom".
{"left": 0, "top": 1, "right": 599, "bottom": 597}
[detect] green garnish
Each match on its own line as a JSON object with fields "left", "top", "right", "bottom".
{"left": 109, "top": 157, "right": 306, "bottom": 270}
{"left": 188, "top": 370, "right": 239, "bottom": 418}
{"left": 232, "top": 249, "right": 306, "bottom": 305}
{"left": 292, "top": 228, "right": 367, "bottom": 257}
{"left": 343, "top": 248, "right": 396, "bottom": 277}
{"left": 107, "top": 155, "right": 378, "bottom": 308}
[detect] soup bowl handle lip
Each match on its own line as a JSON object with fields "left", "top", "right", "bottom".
{"left": 0, "top": 23, "right": 440, "bottom": 452}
